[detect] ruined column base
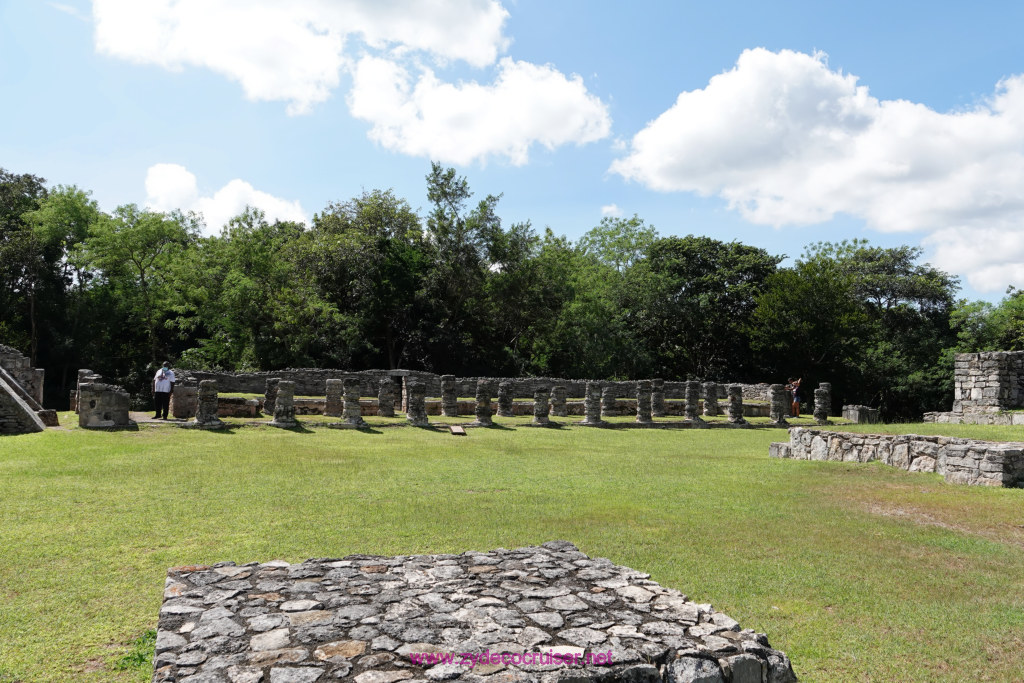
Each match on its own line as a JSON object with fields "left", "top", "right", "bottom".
{"left": 327, "top": 419, "right": 367, "bottom": 429}
{"left": 180, "top": 419, "right": 227, "bottom": 430}
{"left": 578, "top": 418, "right": 609, "bottom": 427}
{"left": 269, "top": 418, "right": 299, "bottom": 429}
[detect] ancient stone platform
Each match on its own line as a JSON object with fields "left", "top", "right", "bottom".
{"left": 153, "top": 541, "right": 795, "bottom": 683}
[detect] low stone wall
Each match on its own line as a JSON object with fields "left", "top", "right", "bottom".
{"left": 770, "top": 427, "right": 1024, "bottom": 487}
{"left": 0, "top": 373, "right": 46, "bottom": 435}
{"left": 152, "top": 541, "right": 796, "bottom": 683}
{"left": 923, "top": 410, "right": 1024, "bottom": 426}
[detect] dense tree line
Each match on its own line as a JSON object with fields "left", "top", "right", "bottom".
{"left": 2, "top": 164, "right": 1021, "bottom": 418}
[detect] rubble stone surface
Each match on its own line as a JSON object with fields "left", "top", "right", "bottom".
{"left": 153, "top": 542, "right": 796, "bottom": 683}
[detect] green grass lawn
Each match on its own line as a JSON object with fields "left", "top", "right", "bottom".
{"left": 1, "top": 415, "right": 1023, "bottom": 682}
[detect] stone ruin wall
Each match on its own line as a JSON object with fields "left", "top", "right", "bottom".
{"left": 152, "top": 541, "right": 796, "bottom": 683}
{"left": 770, "top": 427, "right": 1024, "bottom": 488}
{"left": 0, "top": 344, "right": 54, "bottom": 434}
{"left": 922, "top": 351, "right": 1024, "bottom": 425}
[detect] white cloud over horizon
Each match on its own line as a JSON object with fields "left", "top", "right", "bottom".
{"left": 145, "top": 163, "right": 307, "bottom": 235}
{"left": 347, "top": 56, "right": 611, "bottom": 166}
{"left": 611, "top": 48, "right": 1024, "bottom": 292}
{"left": 92, "top": 0, "right": 510, "bottom": 114}
{"left": 601, "top": 203, "right": 622, "bottom": 217}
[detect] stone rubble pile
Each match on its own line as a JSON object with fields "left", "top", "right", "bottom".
{"left": 153, "top": 541, "right": 796, "bottom": 683}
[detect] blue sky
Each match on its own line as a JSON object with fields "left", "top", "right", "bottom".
{"left": 3, "top": 1, "right": 1024, "bottom": 301}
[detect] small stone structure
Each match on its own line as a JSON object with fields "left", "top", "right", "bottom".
{"left": 842, "top": 405, "right": 879, "bottom": 424}
{"left": 702, "top": 382, "right": 720, "bottom": 417}
{"left": 377, "top": 380, "right": 396, "bottom": 418}
{"left": 925, "top": 351, "right": 1024, "bottom": 424}
{"left": 768, "top": 385, "right": 789, "bottom": 426}
{"left": 771, "top": 427, "right": 1024, "bottom": 488}
{"left": 579, "top": 381, "right": 607, "bottom": 427}
{"left": 185, "top": 380, "right": 226, "bottom": 429}
{"left": 406, "top": 382, "right": 429, "bottom": 427}
{"left": 78, "top": 382, "right": 133, "bottom": 429}
{"left": 727, "top": 385, "right": 746, "bottom": 425}
{"left": 270, "top": 381, "right": 298, "bottom": 428}
{"left": 342, "top": 379, "right": 366, "bottom": 428}
{"left": 171, "top": 384, "right": 198, "bottom": 419}
{"left": 0, "top": 345, "right": 53, "bottom": 434}
{"left": 636, "top": 379, "right": 653, "bottom": 425}
{"left": 472, "top": 380, "right": 493, "bottom": 427}
{"left": 601, "top": 386, "right": 617, "bottom": 419}
{"left": 497, "top": 381, "right": 514, "bottom": 418}
{"left": 533, "top": 387, "right": 551, "bottom": 426}
{"left": 441, "top": 375, "right": 459, "bottom": 417}
{"left": 651, "top": 378, "right": 666, "bottom": 418}
{"left": 813, "top": 384, "right": 831, "bottom": 425}
{"left": 265, "top": 379, "right": 280, "bottom": 417}
{"left": 152, "top": 541, "right": 796, "bottom": 683}
{"left": 325, "top": 379, "right": 344, "bottom": 418}
{"left": 684, "top": 381, "right": 703, "bottom": 425}
{"left": 1, "top": 372, "right": 46, "bottom": 434}
{"left": 551, "top": 385, "right": 568, "bottom": 418}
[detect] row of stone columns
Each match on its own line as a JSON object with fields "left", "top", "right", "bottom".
{"left": 190, "top": 377, "right": 832, "bottom": 429}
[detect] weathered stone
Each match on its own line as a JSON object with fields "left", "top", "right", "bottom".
{"left": 769, "top": 384, "right": 789, "bottom": 426}
{"left": 727, "top": 384, "right": 747, "bottom": 424}
{"left": 601, "top": 386, "right": 617, "bottom": 418}
{"left": 684, "top": 381, "right": 704, "bottom": 424}
{"left": 496, "top": 381, "right": 514, "bottom": 418}
{"left": 270, "top": 381, "right": 298, "bottom": 428}
{"left": 813, "top": 383, "right": 831, "bottom": 425}
{"left": 551, "top": 385, "right": 568, "bottom": 418}
{"left": 533, "top": 387, "right": 551, "bottom": 426}
{"left": 343, "top": 379, "right": 366, "bottom": 427}
{"left": 264, "top": 378, "right": 280, "bottom": 416}
{"left": 405, "top": 382, "right": 429, "bottom": 427}
{"left": 651, "top": 378, "right": 666, "bottom": 418}
{"left": 636, "top": 380, "right": 653, "bottom": 425}
{"left": 472, "top": 380, "right": 493, "bottom": 426}
{"left": 325, "top": 379, "right": 343, "bottom": 418}
{"left": 78, "top": 382, "right": 133, "bottom": 429}
{"left": 377, "top": 379, "right": 396, "bottom": 418}
{"left": 441, "top": 375, "right": 458, "bottom": 417}
{"left": 189, "top": 380, "right": 226, "bottom": 429}
{"left": 702, "top": 382, "right": 720, "bottom": 417}
{"left": 579, "top": 382, "right": 607, "bottom": 427}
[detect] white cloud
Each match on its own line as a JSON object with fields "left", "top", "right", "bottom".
{"left": 49, "top": 2, "right": 89, "bottom": 21}
{"left": 611, "top": 48, "right": 1024, "bottom": 292}
{"left": 92, "top": 0, "right": 509, "bottom": 114}
{"left": 347, "top": 56, "right": 611, "bottom": 165}
{"left": 601, "top": 203, "right": 622, "bottom": 217}
{"left": 144, "top": 163, "right": 307, "bottom": 235}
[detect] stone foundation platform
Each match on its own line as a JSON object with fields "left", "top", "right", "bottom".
{"left": 153, "top": 542, "right": 796, "bottom": 683}
{"left": 770, "top": 428, "right": 1024, "bottom": 487}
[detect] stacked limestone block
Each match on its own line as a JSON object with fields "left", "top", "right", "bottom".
{"left": 441, "top": 375, "right": 459, "bottom": 417}
{"left": 551, "top": 385, "right": 568, "bottom": 418}
{"left": 813, "top": 384, "right": 831, "bottom": 425}
{"left": 600, "top": 386, "right": 617, "bottom": 419}
{"left": 651, "top": 379, "right": 666, "bottom": 418}
{"left": 953, "top": 351, "right": 1024, "bottom": 414}
{"left": 152, "top": 541, "right": 796, "bottom": 683}
{"left": 184, "top": 380, "right": 226, "bottom": 429}
{"left": 533, "top": 387, "right": 551, "bottom": 426}
{"left": 378, "top": 381, "right": 396, "bottom": 418}
{"left": 768, "top": 385, "right": 789, "bottom": 426}
{"left": 270, "top": 381, "right": 298, "bottom": 428}
{"left": 265, "top": 379, "right": 280, "bottom": 417}
{"left": 702, "top": 383, "right": 721, "bottom": 417}
{"left": 497, "top": 382, "right": 514, "bottom": 418}
{"left": 78, "top": 383, "right": 133, "bottom": 429}
{"left": 0, "top": 373, "right": 46, "bottom": 434}
{"left": 684, "top": 382, "right": 704, "bottom": 425}
{"left": 770, "top": 427, "right": 1024, "bottom": 488}
{"left": 472, "top": 380, "right": 493, "bottom": 427}
{"left": 727, "top": 385, "right": 747, "bottom": 425}
{"left": 406, "top": 382, "right": 429, "bottom": 427}
{"left": 636, "top": 380, "right": 653, "bottom": 425}
{"left": 579, "top": 382, "right": 607, "bottom": 427}
{"left": 325, "top": 380, "right": 344, "bottom": 418}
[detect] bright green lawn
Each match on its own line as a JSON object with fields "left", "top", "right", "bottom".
{"left": 1, "top": 415, "right": 1023, "bottom": 682}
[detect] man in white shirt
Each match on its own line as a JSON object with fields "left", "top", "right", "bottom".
{"left": 153, "top": 361, "right": 175, "bottom": 419}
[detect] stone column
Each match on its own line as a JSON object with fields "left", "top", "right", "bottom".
{"left": 601, "top": 386, "right": 617, "bottom": 418}
{"left": 636, "top": 379, "right": 653, "bottom": 425}
{"left": 580, "top": 381, "right": 606, "bottom": 426}
{"left": 551, "top": 385, "right": 568, "bottom": 417}
{"left": 497, "top": 381, "right": 514, "bottom": 417}
{"left": 406, "top": 381, "right": 429, "bottom": 426}
{"left": 441, "top": 374, "right": 458, "bottom": 417}
{"left": 533, "top": 387, "right": 551, "bottom": 426}
{"left": 171, "top": 384, "right": 198, "bottom": 419}
{"left": 727, "top": 384, "right": 747, "bottom": 424}
{"left": 651, "top": 378, "right": 666, "bottom": 417}
{"left": 270, "top": 380, "right": 298, "bottom": 428}
{"left": 264, "top": 378, "right": 280, "bottom": 416}
{"left": 343, "top": 378, "right": 366, "bottom": 427}
{"left": 325, "top": 379, "right": 343, "bottom": 417}
{"left": 193, "top": 380, "right": 225, "bottom": 429}
{"left": 78, "top": 383, "right": 132, "bottom": 429}
{"left": 702, "top": 382, "right": 721, "bottom": 416}
{"left": 814, "top": 382, "right": 832, "bottom": 425}
{"left": 769, "top": 384, "right": 789, "bottom": 426}
{"left": 473, "top": 380, "right": 493, "bottom": 426}
{"left": 377, "top": 379, "right": 396, "bottom": 417}
{"left": 684, "top": 381, "right": 704, "bottom": 423}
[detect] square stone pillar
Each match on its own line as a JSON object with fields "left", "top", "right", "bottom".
{"left": 533, "top": 387, "right": 551, "bottom": 426}
{"left": 270, "top": 380, "right": 297, "bottom": 428}
{"left": 651, "top": 378, "right": 666, "bottom": 417}
{"left": 325, "top": 379, "right": 343, "bottom": 417}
